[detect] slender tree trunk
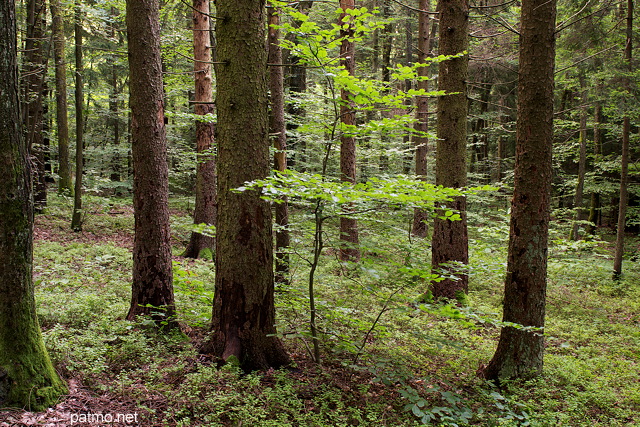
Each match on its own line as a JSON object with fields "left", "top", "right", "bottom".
{"left": 339, "top": 0, "right": 360, "bottom": 262}
{"left": 203, "top": 0, "right": 290, "bottom": 370}
{"left": 586, "top": 95, "right": 602, "bottom": 235}
{"left": 184, "top": 0, "right": 217, "bottom": 259}
{"left": 613, "top": 0, "right": 632, "bottom": 278}
{"left": 268, "top": 6, "right": 291, "bottom": 284}
{"left": 483, "top": 0, "right": 556, "bottom": 382}
{"left": 71, "top": 1, "right": 84, "bottom": 231}
{"left": 0, "top": 0, "right": 67, "bottom": 409}
{"left": 126, "top": 0, "right": 177, "bottom": 326}
{"left": 50, "top": 0, "right": 72, "bottom": 194}
{"left": 285, "top": 1, "right": 313, "bottom": 171}
{"left": 570, "top": 79, "right": 588, "bottom": 241}
{"left": 430, "top": 0, "right": 469, "bottom": 299}
{"left": 411, "top": 0, "right": 432, "bottom": 237}
{"left": 402, "top": 10, "right": 414, "bottom": 175}
{"left": 378, "top": 0, "right": 392, "bottom": 172}
{"left": 109, "top": 7, "right": 122, "bottom": 187}
{"left": 23, "top": 0, "right": 48, "bottom": 212}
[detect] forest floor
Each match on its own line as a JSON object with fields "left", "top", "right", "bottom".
{"left": 1, "top": 194, "right": 639, "bottom": 426}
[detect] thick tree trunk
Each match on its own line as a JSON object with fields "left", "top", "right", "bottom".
{"left": 483, "top": 0, "right": 556, "bottom": 382}
{"left": 203, "top": 0, "right": 290, "bottom": 370}
{"left": 430, "top": 0, "right": 469, "bottom": 299}
{"left": 184, "top": 0, "right": 217, "bottom": 259}
{"left": 23, "top": 0, "right": 48, "bottom": 212}
{"left": 126, "top": 0, "right": 177, "bottom": 326}
{"left": 613, "top": 0, "right": 632, "bottom": 278}
{"left": 339, "top": 0, "right": 360, "bottom": 262}
{"left": 268, "top": 6, "right": 291, "bottom": 284}
{"left": 71, "top": 2, "right": 84, "bottom": 231}
{"left": 411, "top": 0, "right": 432, "bottom": 238}
{"left": 0, "top": 0, "right": 67, "bottom": 409}
{"left": 50, "top": 0, "right": 72, "bottom": 194}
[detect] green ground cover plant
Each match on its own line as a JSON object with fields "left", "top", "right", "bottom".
{"left": 13, "top": 194, "right": 639, "bottom": 426}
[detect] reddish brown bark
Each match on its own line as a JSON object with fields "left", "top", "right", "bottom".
{"left": 339, "top": 0, "right": 360, "bottom": 262}
{"left": 184, "top": 0, "right": 217, "bottom": 259}
{"left": 430, "top": 0, "right": 469, "bottom": 299}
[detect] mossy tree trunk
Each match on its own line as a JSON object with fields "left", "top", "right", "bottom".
{"left": 483, "top": 0, "right": 556, "bottom": 382}
{"left": 126, "top": 0, "right": 177, "bottom": 326}
{"left": 431, "top": 0, "right": 469, "bottom": 299}
{"left": 184, "top": 0, "right": 217, "bottom": 259}
{"left": 0, "top": 0, "right": 67, "bottom": 409}
{"left": 203, "top": 0, "right": 290, "bottom": 371}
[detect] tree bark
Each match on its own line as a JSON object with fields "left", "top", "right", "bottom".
{"left": 430, "top": 0, "right": 469, "bottom": 299}
{"left": 586, "top": 95, "right": 602, "bottom": 235}
{"left": 411, "top": 0, "right": 432, "bottom": 238}
{"left": 126, "top": 0, "right": 177, "bottom": 327}
{"left": 50, "top": 0, "right": 72, "bottom": 194}
{"left": 268, "top": 6, "right": 291, "bottom": 284}
{"left": 483, "top": 0, "right": 556, "bottom": 382}
{"left": 71, "top": 2, "right": 84, "bottom": 231}
{"left": 0, "top": 0, "right": 67, "bottom": 409}
{"left": 184, "top": 0, "right": 217, "bottom": 259}
{"left": 613, "top": 0, "right": 632, "bottom": 278}
{"left": 23, "top": 0, "right": 48, "bottom": 212}
{"left": 285, "top": 1, "right": 313, "bottom": 171}
{"left": 203, "top": 0, "right": 290, "bottom": 370}
{"left": 339, "top": 0, "right": 361, "bottom": 262}
{"left": 570, "top": 79, "right": 588, "bottom": 241}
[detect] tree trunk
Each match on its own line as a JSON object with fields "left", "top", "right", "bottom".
{"left": 430, "top": 0, "right": 469, "bottom": 299}
{"left": 339, "top": 0, "right": 360, "bottom": 262}
{"left": 23, "top": 0, "right": 48, "bottom": 212}
{"left": 411, "top": 0, "right": 432, "bottom": 238}
{"left": 483, "top": 0, "right": 556, "bottom": 382}
{"left": 570, "top": 80, "right": 588, "bottom": 241}
{"left": 586, "top": 95, "right": 602, "bottom": 235}
{"left": 613, "top": 0, "right": 632, "bottom": 278}
{"left": 71, "top": 1, "right": 84, "bottom": 231}
{"left": 50, "top": 0, "right": 72, "bottom": 194}
{"left": 268, "top": 6, "right": 291, "bottom": 284}
{"left": 203, "top": 0, "right": 290, "bottom": 371}
{"left": 285, "top": 1, "right": 313, "bottom": 171}
{"left": 126, "top": 0, "right": 177, "bottom": 326}
{"left": 0, "top": 0, "right": 67, "bottom": 409}
{"left": 184, "top": 0, "right": 217, "bottom": 259}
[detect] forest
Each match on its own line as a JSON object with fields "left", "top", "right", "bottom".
{"left": 0, "top": 0, "right": 639, "bottom": 425}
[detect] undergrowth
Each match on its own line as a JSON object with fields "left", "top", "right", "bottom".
{"left": 22, "top": 194, "right": 640, "bottom": 426}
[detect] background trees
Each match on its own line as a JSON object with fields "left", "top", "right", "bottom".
{"left": 1, "top": 0, "right": 638, "bottom": 421}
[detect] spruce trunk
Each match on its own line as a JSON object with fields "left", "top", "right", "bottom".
{"left": 204, "top": 0, "right": 290, "bottom": 370}
{"left": 483, "top": 0, "right": 556, "bottom": 382}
